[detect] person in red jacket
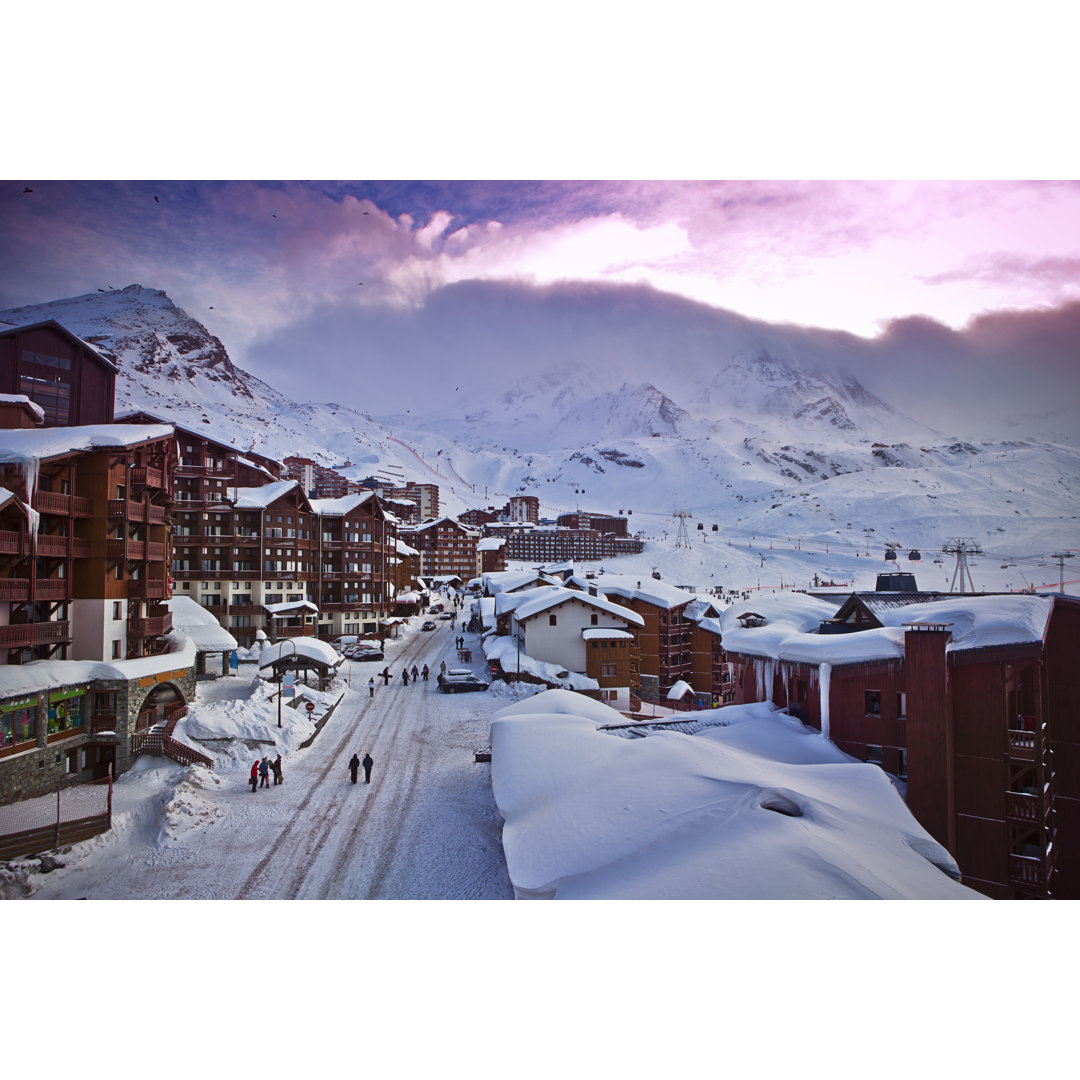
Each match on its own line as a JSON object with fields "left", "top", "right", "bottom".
{"left": 249, "top": 760, "right": 259, "bottom": 793}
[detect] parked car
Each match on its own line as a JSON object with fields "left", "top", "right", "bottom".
{"left": 437, "top": 668, "right": 490, "bottom": 693}
{"left": 439, "top": 612, "right": 455, "bottom": 621}
{"left": 332, "top": 635, "right": 359, "bottom": 652}
{"left": 430, "top": 603, "right": 444, "bottom": 613}
{"left": 421, "top": 621, "right": 437, "bottom": 631}
{"left": 346, "top": 645, "right": 384, "bottom": 661}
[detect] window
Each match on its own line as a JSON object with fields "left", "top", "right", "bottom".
{"left": 549, "top": 614, "right": 557, "bottom": 626}
{"left": 898, "top": 749, "right": 908, "bottom": 779}
{"left": 113, "top": 602, "right": 122, "bottom": 620}
{"left": 896, "top": 692, "right": 907, "bottom": 719}
{"left": 865, "top": 690, "right": 881, "bottom": 716}
{"left": 112, "top": 640, "right": 122, "bottom": 658}
{"left": 601, "top": 664, "right": 616, "bottom": 678}
{"left": 590, "top": 613, "right": 598, "bottom": 625}
{"left": 866, "top": 744, "right": 883, "bottom": 764}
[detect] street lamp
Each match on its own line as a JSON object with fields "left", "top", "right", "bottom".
{"left": 277, "top": 638, "right": 299, "bottom": 728}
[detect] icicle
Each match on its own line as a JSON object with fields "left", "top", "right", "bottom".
{"left": 819, "top": 662, "right": 831, "bottom": 741}
{"left": 19, "top": 456, "right": 40, "bottom": 555}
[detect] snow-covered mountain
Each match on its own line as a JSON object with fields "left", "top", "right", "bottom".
{"left": 2, "top": 285, "right": 1077, "bottom": 594}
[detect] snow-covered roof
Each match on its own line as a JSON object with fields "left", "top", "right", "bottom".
{"left": 258, "top": 638, "right": 342, "bottom": 670}
{"left": 489, "top": 692, "right": 982, "bottom": 900}
{"left": 264, "top": 600, "right": 319, "bottom": 616}
{"left": 720, "top": 592, "right": 841, "bottom": 660}
{"left": 720, "top": 592, "right": 1056, "bottom": 666}
{"left": 501, "top": 587, "right": 643, "bottom": 630}
{"left": 666, "top": 679, "right": 695, "bottom": 700}
{"left": 0, "top": 633, "right": 196, "bottom": 699}
{"left": 0, "top": 393, "right": 45, "bottom": 421}
{"left": 166, "top": 596, "right": 239, "bottom": 652}
{"left": 308, "top": 491, "right": 377, "bottom": 516}
{"left": 482, "top": 569, "right": 559, "bottom": 595}
{"left": 566, "top": 572, "right": 695, "bottom": 611}
{"left": 477, "top": 537, "right": 506, "bottom": 551}
{"left": 581, "top": 628, "right": 634, "bottom": 640}
{"left": 232, "top": 479, "right": 302, "bottom": 509}
{"left": 0, "top": 423, "right": 175, "bottom": 467}
{"left": 873, "top": 594, "right": 1055, "bottom": 651}
{"left": 482, "top": 636, "right": 598, "bottom": 690}
{"left": 395, "top": 538, "right": 419, "bottom": 557}
{"left": 684, "top": 596, "right": 725, "bottom": 622}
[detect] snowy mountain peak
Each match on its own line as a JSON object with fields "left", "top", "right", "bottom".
{"left": 0, "top": 284, "right": 252, "bottom": 400}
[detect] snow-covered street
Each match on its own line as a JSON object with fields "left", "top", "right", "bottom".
{"left": 26, "top": 621, "right": 515, "bottom": 900}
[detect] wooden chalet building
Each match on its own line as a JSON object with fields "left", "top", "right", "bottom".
{"left": 309, "top": 492, "right": 395, "bottom": 639}
{"left": 400, "top": 517, "right": 481, "bottom": 582}
{"left": 720, "top": 591, "right": 1080, "bottom": 900}
{"left": 0, "top": 420, "right": 199, "bottom": 803}
{"left": 0, "top": 320, "right": 117, "bottom": 426}
{"left": 566, "top": 574, "right": 694, "bottom": 699}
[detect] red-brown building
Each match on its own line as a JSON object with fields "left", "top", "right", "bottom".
{"left": 0, "top": 321, "right": 117, "bottom": 426}
{"left": 721, "top": 591, "right": 1080, "bottom": 899}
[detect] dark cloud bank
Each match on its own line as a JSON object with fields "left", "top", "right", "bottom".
{"left": 245, "top": 279, "right": 1080, "bottom": 441}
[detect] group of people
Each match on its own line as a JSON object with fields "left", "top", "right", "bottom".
{"left": 373, "top": 664, "right": 430, "bottom": 688}
{"left": 348, "top": 752, "right": 374, "bottom": 784}
{"left": 249, "top": 754, "right": 283, "bottom": 791}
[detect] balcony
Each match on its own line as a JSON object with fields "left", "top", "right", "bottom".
{"left": 128, "top": 578, "right": 167, "bottom": 600}
{"left": 108, "top": 538, "right": 145, "bottom": 561}
{"left": 108, "top": 500, "right": 166, "bottom": 524}
{"left": 0, "top": 620, "right": 71, "bottom": 647}
{"left": 33, "top": 490, "right": 93, "bottom": 516}
{"left": 131, "top": 466, "right": 165, "bottom": 490}
{"left": 0, "top": 529, "right": 24, "bottom": 555}
{"left": 128, "top": 612, "right": 173, "bottom": 637}
{"left": 1009, "top": 847, "right": 1053, "bottom": 891}
{"left": 1008, "top": 723, "right": 1049, "bottom": 763}
{"left": 200, "top": 602, "right": 228, "bottom": 616}
{"left": 1006, "top": 786, "right": 1052, "bottom": 824}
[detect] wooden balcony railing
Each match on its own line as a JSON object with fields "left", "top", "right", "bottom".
{"left": 0, "top": 529, "right": 23, "bottom": 555}
{"left": 1006, "top": 787, "right": 1051, "bottom": 824}
{"left": 0, "top": 621, "right": 70, "bottom": 647}
{"left": 128, "top": 578, "right": 167, "bottom": 600}
{"left": 32, "top": 491, "right": 93, "bottom": 516}
{"left": 1008, "top": 724, "right": 1048, "bottom": 762}
{"left": 0, "top": 579, "right": 30, "bottom": 601}
{"left": 128, "top": 613, "right": 173, "bottom": 638}
{"left": 1009, "top": 848, "right": 1053, "bottom": 890}
{"left": 108, "top": 538, "right": 145, "bottom": 561}
{"left": 131, "top": 466, "right": 165, "bottom": 490}
{"left": 274, "top": 625, "right": 316, "bottom": 638}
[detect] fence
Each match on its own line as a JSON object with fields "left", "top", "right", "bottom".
{"left": 0, "top": 774, "right": 113, "bottom": 860}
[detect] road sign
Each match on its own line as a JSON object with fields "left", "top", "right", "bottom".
{"left": 305, "top": 701, "right": 315, "bottom": 713}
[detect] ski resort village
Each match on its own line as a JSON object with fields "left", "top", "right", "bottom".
{"left": 0, "top": 282, "right": 1077, "bottom": 903}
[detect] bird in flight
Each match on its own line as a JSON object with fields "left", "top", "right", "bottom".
{"left": 23, "top": 187, "right": 32, "bottom": 194}
{"left": 154, "top": 195, "right": 159, "bottom": 203}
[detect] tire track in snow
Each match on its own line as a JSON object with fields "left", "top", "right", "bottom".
{"left": 234, "top": 632, "right": 440, "bottom": 899}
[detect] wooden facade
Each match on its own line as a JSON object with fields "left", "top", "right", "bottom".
{"left": 725, "top": 596, "right": 1080, "bottom": 899}
{"left": 0, "top": 321, "right": 116, "bottom": 426}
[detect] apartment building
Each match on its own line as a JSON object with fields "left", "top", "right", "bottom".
{"left": 399, "top": 517, "right": 481, "bottom": 582}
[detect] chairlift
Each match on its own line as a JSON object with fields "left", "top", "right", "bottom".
{"left": 884, "top": 549, "right": 898, "bottom": 561}
{"left": 697, "top": 522, "right": 704, "bottom": 530}
{"left": 908, "top": 549, "right": 921, "bottom": 561}
{"left": 712, "top": 524, "right": 718, "bottom": 532}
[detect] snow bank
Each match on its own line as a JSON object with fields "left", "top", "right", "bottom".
{"left": 489, "top": 691, "right": 983, "bottom": 900}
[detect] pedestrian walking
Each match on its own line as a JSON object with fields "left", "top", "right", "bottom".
{"left": 440, "top": 660, "right": 446, "bottom": 676}
{"left": 381, "top": 667, "right": 391, "bottom": 685}
{"left": 362, "top": 752, "right": 373, "bottom": 783}
{"left": 348, "top": 753, "right": 360, "bottom": 784}
{"left": 272, "top": 754, "right": 283, "bottom": 785}
{"left": 422, "top": 664, "right": 429, "bottom": 682}
{"left": 368, "top": 677, "right": 375, "bottom": 698}
{"left": 401, "top": 668, "right": 409, "bottom": 686}
{"left": 258, "top": 757, "right": 270, "bottom": 788}
{"left": 249, "top": 759, "right": 259, "bottom": 793}
{"left": 411, "top": 664, "right": 419, "bottom": 684}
